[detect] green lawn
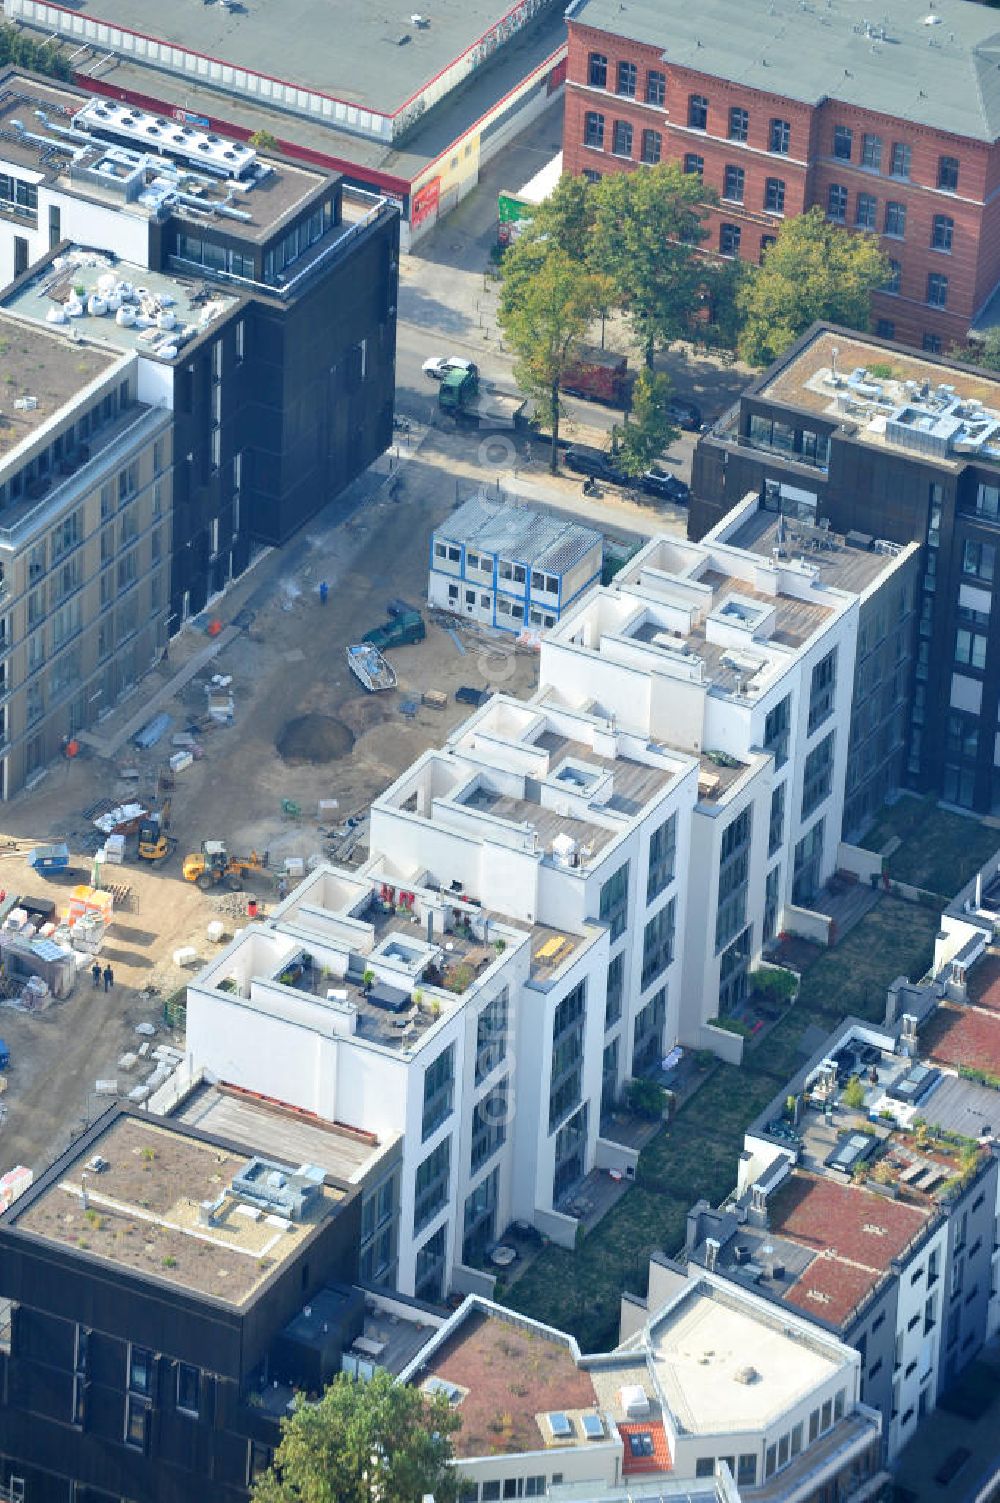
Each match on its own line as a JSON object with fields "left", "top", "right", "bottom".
{"left": 860, "top": 795, "right": 1000, "bottom": 897}
{"left": 500, "top": 897, "right": 941, "bottom": 1350}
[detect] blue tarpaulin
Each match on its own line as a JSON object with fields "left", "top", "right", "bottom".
{"left": 133, "top": 712, "right": 171, "bottom": 750}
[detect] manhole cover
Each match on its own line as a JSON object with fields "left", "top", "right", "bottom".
{"left": 276, "top": 714, "right": 355, "bottom": 764}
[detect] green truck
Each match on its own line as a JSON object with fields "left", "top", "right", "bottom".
{"left": 362, "top": 609, "right": 425, "bottom": 651}
{"left": 439, "top": 369, "right": 529, "bottom": 430}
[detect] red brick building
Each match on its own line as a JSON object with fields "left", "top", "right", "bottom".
{"left": 563, "top": 0, "right": 1000, "bottom": 352}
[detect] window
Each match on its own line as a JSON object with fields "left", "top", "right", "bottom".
{"left": 889, "top": 140, "right": 911, "bottom": 179}
{"left": 641, "top": 129, "right": 662, "bottom": 165}
{"left": 938, "top": 155, "right": 959, "bottom": 191}
{"left": 856, "top": 192, "right": 877, "bottom": 230}
{"left": 641, "top": 899, "right": 676, "bottom": 987}
{"left": 414, "top": 1223, "right": 447, "bottom": 1303}
{"left": 770, "top": 118, "right": 790, "bottom": 154}
{"left": 716, "top": 807, "right": 752, "bottom": 953}
{"left": 588, "top": 51, "right": 607, "bottom": 87}
{"left": 605, "top": 953, "right": 624, "bottom": 1028}
{"left": 883, "top": 259, "right": 902, "bottom": 294}
{"left": 176, "top": 1363, "right": 200, "bottom": 1415}
{"left": 612, "top": 120, "right": 633, "bottom": 157}
{"left": 688, "top": 94, "right": 708, "bottom": 129}
{"left": 809, "top": 648, "right": 837, "bottom": 733}
{"left": 646, "top": 69, "right": 666, "bottom": 106}
{"left": 833, "top": 124, "right": 853, "bottom": 160}
{"left": 932, "top": 214, "right": 954, "bottom": 252}
{"left": 118, "top": 463, "right": 138, "bottom": 504}
{"left": 765, "top": 177, "right": 786, "bottom": 214}
{"left": 695, "top": 1458, "right": 715, "bottom": 1479}
{"left": 728, "top": 106, "right": 749, "bottom": 142}
{"left": 584, "top": 112, "right": 605, "bottom": 149}
{"left": 793, "top": 818, "right": 824, "bottom": 905}
{"left": 422, "top": 1044, "right": 454, "bottom": 1140}
{"left": 802, "top": 733, "right": 835, "bottom": 819}
{"left": 599, "top": 861, "right": 630, "bottom": 941}
{"left": 769, "top": 782, "right": 786, "bottom": 856}
{"left": 617, "top": 60, "right": 637, "bottom": 96}
{"left": 827, "top": 183, "right": 848, "bottom": 221}
{"left": 128, "top": 1345, "right": 153, "bottom": 1397}
{"left": 927, "top": 272, "right": 949, "bottom": 308}
{"left": 633, "top": 987, "right": 666, "bottom": 1070}
{"left": 764, "top": 695, "right": 791, "bottom": 768}
{"left": 861, "top": 132, "right": 882, "bottom": 170}
{"left": 963, "top": 538, "right": 996, "bottom": 582}
{"left": 646, "top": 813, "right": 677, "bottom": 901}
{"left": 723, "top": 164, "right": 745, "bottom": 202}
{"left": 124, "top": 1394, "right": 149, "bottom": 1450}
{"left": 923, "top": 332, "right": 942, "bottom": 354}
{"left": 760, "top": 234, "right": 776, "bottom": 262}
{"left": 684, "top": 153, "right": 704, "bottom": 177}
{"left": 720, "top": 222, "right": 741, "bottom": 257}
{"left": 476, "top": 989, "right": 508, "bottom": 1084}
{"left": 955, "top": 628, "right": 987, "bottom": 670}
{"left": 884, "top": 200, "right": 906, "bottom": 237}
{"left": 737, "top": 1455, "right": 758, "bottom": 1487}
{"left": 549, "top": 980, "right": 586, "bottom": 1131}
{"left": 413, "top": 1137, "right": 451, "bottom": 1232}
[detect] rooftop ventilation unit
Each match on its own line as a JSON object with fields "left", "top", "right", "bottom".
{"left": 620, "top": 1384, "right": 650, "bottom": 1418}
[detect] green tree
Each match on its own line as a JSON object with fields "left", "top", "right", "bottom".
{"left": 0, "top": 23, "right": 71, "bottom": 78}
{"left": 249, "top": 129, "right": 279, "bottom": 151}
{"left": 949, "top": 327, "right": 1000, "bottom": 372}
{"left": 735, "top": 207, "right": 889, "bottom": 366}
{"left": 532, "top": 172, "right": 596, "bottom": 263}
{"left": 252, "top": 1368, "right": 461, "bottom": 1503}
{"left": 498, "top": 238, "right": 608, "bottom": 472}
{"left": 612, "top": 370, "right": 678, "bottom": 479}
{"left": 591, "top": 163, "right": 713, "bottom": 368}
{"left": 842, "top": 1075, "right": 866, "bottom": 1111}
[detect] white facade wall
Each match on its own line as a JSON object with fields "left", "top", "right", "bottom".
{"left": 0, "top": 167, "right": 156, "bottom": 289}
{"left": 887, "top": 1222, "right": 948, "bottom": 1459}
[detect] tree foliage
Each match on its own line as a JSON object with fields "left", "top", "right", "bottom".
{"left": 735, "top": 207, "right": 889, "bottom": 366}
{"left": 613, "top": 371, "right": 678, "bottom": 478}
{"left": 251, "top": 1369, "right": 461, "bottom": 1503}
{"left": 949, "top": 327, "right": 1000, "bottom": 373}
{"left": 531, "top": 172, "right": 595, "bottom": 262}
{"left": 590, "top": 163, "right": 714, "bottom": 367}
{"left": 0, "top": 22, "right": 71, "bottom": 79}
{"left": 498, "top": 237, "right": 608, "bottom": 471}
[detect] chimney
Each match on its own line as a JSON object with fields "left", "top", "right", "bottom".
{"left": 705, "top": 1236, "right": 720, "bottom": 1271}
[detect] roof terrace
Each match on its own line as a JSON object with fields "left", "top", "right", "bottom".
{"left": 10, "top": 1112, "right": 343, "bottom": 1305}
{"left": 0, "top": 313, "right": 119, "bottom": 460}
{"left": 724, "top": 509, "right": 914, "bottom": 597}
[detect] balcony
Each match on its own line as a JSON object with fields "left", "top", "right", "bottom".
{"left": 748, "top": 1408, "right": 885, "bottom": 1503}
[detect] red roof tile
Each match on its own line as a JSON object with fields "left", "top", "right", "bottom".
{"left": 920, "top": 1002, "right": 1000, "bottom": 1078}
{"left": 782, "top": 1254, "right": 883, "bottom": 1328}
{"left": 769, "top": 1173, "right": 930, "bottom": 1271}
{"left": 618, "top": 1421, "right": 673, "bottom": 1476}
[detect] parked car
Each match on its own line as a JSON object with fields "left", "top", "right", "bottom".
{"left": 422, "top": 355, "right": 479, "bottom": 381}
{"left": 564, "top": 444, "right": 627, "bottom": 485}
{"left": 666, "top": 397, "right": 703, "bottom": 431}
{"left": 641, "top": 466, "right": 691, "bottom": 505}
{"left": 456, "top": 686, "right": 491, "bottom": 707}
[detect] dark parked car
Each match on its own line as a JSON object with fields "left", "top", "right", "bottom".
{"left": 641, "top": 466, "right": 691, "bottom": 505}
{"left": 667, "top": 397, "right": 703, "bottom": 431}
{"left": 456, "top": 686, "right": 491, "bottom": 707}
{"left": 564, "top": 444, "right": 627, "bottom": 484}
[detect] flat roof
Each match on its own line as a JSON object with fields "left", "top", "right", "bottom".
{"left": 38, "top": 0, "right": 560, "bottom": 118}
{"left": 648, "top": 1284, "right": 842, "bottom": 1436}
{"left": 725, "top": 510, "right": 912, "bottom": 597}
{"left": 174, "top": 1083, "right": 390, "bottom": 1184}
{"left": 0, "top": 72, "right": 332, "bottom": 239}
{"left": 569, "top": 0, "right": 1000, "bottom": 141}
{"left": 10, "top": 1113, "right": 344, "bottom": 1306}
{"left": 0, "top": 314, "right": 118, "bottom": 461}
{"left": 966, "top": 950, "right": 1000, "bottom": 1014}
{"left": 3, "top": 249, "right": 238, "bottom": 366}
{"left": 919, "top": 1001, "right": 1000, "bottom": 1078}
{"left": 423, "top": 1307, "right": 598, "bottom": 1459}
{"left": 438, "top": 494, "right": 602, "bottom": 577}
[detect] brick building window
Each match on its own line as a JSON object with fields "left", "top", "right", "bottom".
{"left": 720, "top": 222, "right": 741, "bottom": 257}
{"left": 641, "top": 129, "right": 662, "bottom": 165}
{"left": 728, "top": 106, "right": 749, "bottom": 142}
{"left": 617, "top": 60, "right": 637, "bottom": 97}
{"left": 923, "top": 333, "right": 942, "bottom": 354}
{"left": 827, "top": 183, "right": 847, "bottom": 221}
{"left": 646, "top": 69, "right": 666, "bottom": 106}
{"left": 764, "top": 178, "right": 785, "bottom": 213}
{"left": 876, "top": 319, "right": 895, "bottom": 340}
{"left": 582, "top": 168, "right": 601, "bottom": 183}
{"left": 883, "top": 258, "right": 901, "bottom": 294}
{"left": 769, "top": 118, "right": 791, "bottom": 154}
{"left": 833, "top": 124, "right": 853, "bottom": 160}
{"left": 723, "top": 164, "right": 745, "bottom": 202}
{"left": 688, "top": 94, "right": 708, "bottom": 129}
{"left": 588, "top": 52, "right": 607, "bottom": 87}
{"left": 760, "top": 234, "right": 776, "bottom": 262}
{"left": 932, "top": 214, "right": 954, "bottom": 252}
{"left": 855, "top": 192, "right": 877, "bottom": 230}
{"left": 938, "top": 155, "right": 959, "bottom": 191}
{"left": 584, "top": 112, "right": 605, "bottom": 149}
{"left": 861, "top": 132, "right": 882, "bottom": 170}
{"left": 884, "top": 200, "right": 906, "bottom": 237}
{"left": 890, "top": 142, "right": 911, "bottom": 179}
{"left": 927, "top": 272, "right": 949, "bottom": 308}
{"left": 684, "top": 153, "right": 704, "bottom": 177}
{"left": 612, "top": 120, "right": 633, "bottom": 157}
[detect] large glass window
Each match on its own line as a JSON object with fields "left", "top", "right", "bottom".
{"left": 414, "top": 1224, "right": 447, "bottom": 1302}
{"left": 889, "top": 141, "right": 911, "bottom": 178}
{"left": 827, "top": 183, "right": 848, "bottom": 221}
{"left": 422, "top": 1044, "right": 454, "bottom": 1140}
{"left": 763, "top": 694, "right": 791, "bottom": 768}
{"left": 549, "top": 981, "right": 586, "bottom": 1132}
{"left": 808, "top": 648, "right": 837, "bottom": 734}
{"left": 720, "top": 223, "right": 741, "bottom": 257}
{"left": 927, "top": 272, "right": 949, "bottom": 309}
{"left": 471, "top": 1082, "right": 507, "bottom": 1174}
{"left": 716, "top": 807, "right": 752, "bottom": 953}
{"left": 463, "top": 1167, "right": 499, "bottom": 1265}
{"left": 617, "top": 60, "right": 637, "bottom": 97}
{"left": 769, "top": 118, "right": 790, "bottom": 154}
{"left": 938, "top": 155, "right": 959, "bottom": 191}
{"left": 861, "top": 133, "right": 882, "bottom": 170}
{"left": 612, "top": 120, "right": 633, "bottom": 158}
{"left": 765, "top": 177, "right": 786, "bottom": 214}
{"left": 646, "top": 813, "right": 677, "bottom": 902}
{"left": 646, "top": 69, "right": 666, "bottom": 106}
{"left": 605, "top": 953, "right": 624, "bottom": 1029}
{"left": 801, "top": 732, "right": 835, "bottom": 819}
{"left": 688, "top": 95, "right": 708, "bottom": 129}
{"left": 599, "top": 861, "right": 630, "bottom": 941}
{"left": 413, "top": 1137, "right": 451, "bottom": 1233}
{"left": 475, "top": 989, "right": 508, "bottom": 1085}
{"left": 633, "top": 987, "right": 666, "bottom": 1071}
{"left": 641, "top": 130, "right": 662, "bottom": 165}
{"left": 642, "top": 898, "right": 676, "bottom": 988}
{"left": 833, "top": 124, "right": 853, "bottom": 159}
{"left": 588, "top": 51, "right": 607, "bottom": 87}
{"left": 792, "top": 818, "right": 825, "bottom": 905}
{"left": 553, "top": 1103, "right": 588, "bottom": 1200}
{"left": 684, "top": 153, "right": 704, "bottom": 178}
{"left": 723, "top": 164, "right": 745, "bottom": 202}
{"left": 584, "top": 112, "right": 605, "bottom": 149}
{"left": 769, "top": 782, "right": 786, "bottom": 856}
{"left": 176, "top": 1363, "right": 200, "bottom": 1415}
{"left": 955, "top": 628, "right": 987, "bottom": 670}
{"left": 728, "top": 106, "right": 749, "bottom": 143}
{"left": 884, "top": 200, "right": 906, "bottom": 238}
{"left": 963, "top": 540, "right": 995, "bottom": 582}
{"left": 932, "top": 215, "right": 954, "bottom": 252}
{"left": 855, "top": 192, "right": 877, "bottom": 230}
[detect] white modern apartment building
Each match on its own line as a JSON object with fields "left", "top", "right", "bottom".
{"left": 400, "top": 1273, "right": 885, "bottom": 1503}
{"left": 182, "top": 496, "right": 922, "bottom": 1303}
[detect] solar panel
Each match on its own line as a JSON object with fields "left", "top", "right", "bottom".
{"left": 547, "top": 1412, "right": 572, "bottom": 1438}
{"left": 581, "top": 1413, "right": 604, "bottom": 1440}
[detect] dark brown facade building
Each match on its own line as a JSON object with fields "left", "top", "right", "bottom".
{"left": 563, "top": 0, "right": 1000, "bottom": 351}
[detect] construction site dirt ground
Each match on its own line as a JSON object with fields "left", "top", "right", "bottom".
{"left": 0, "top": 420, "right": 576, "bottom": 1179}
